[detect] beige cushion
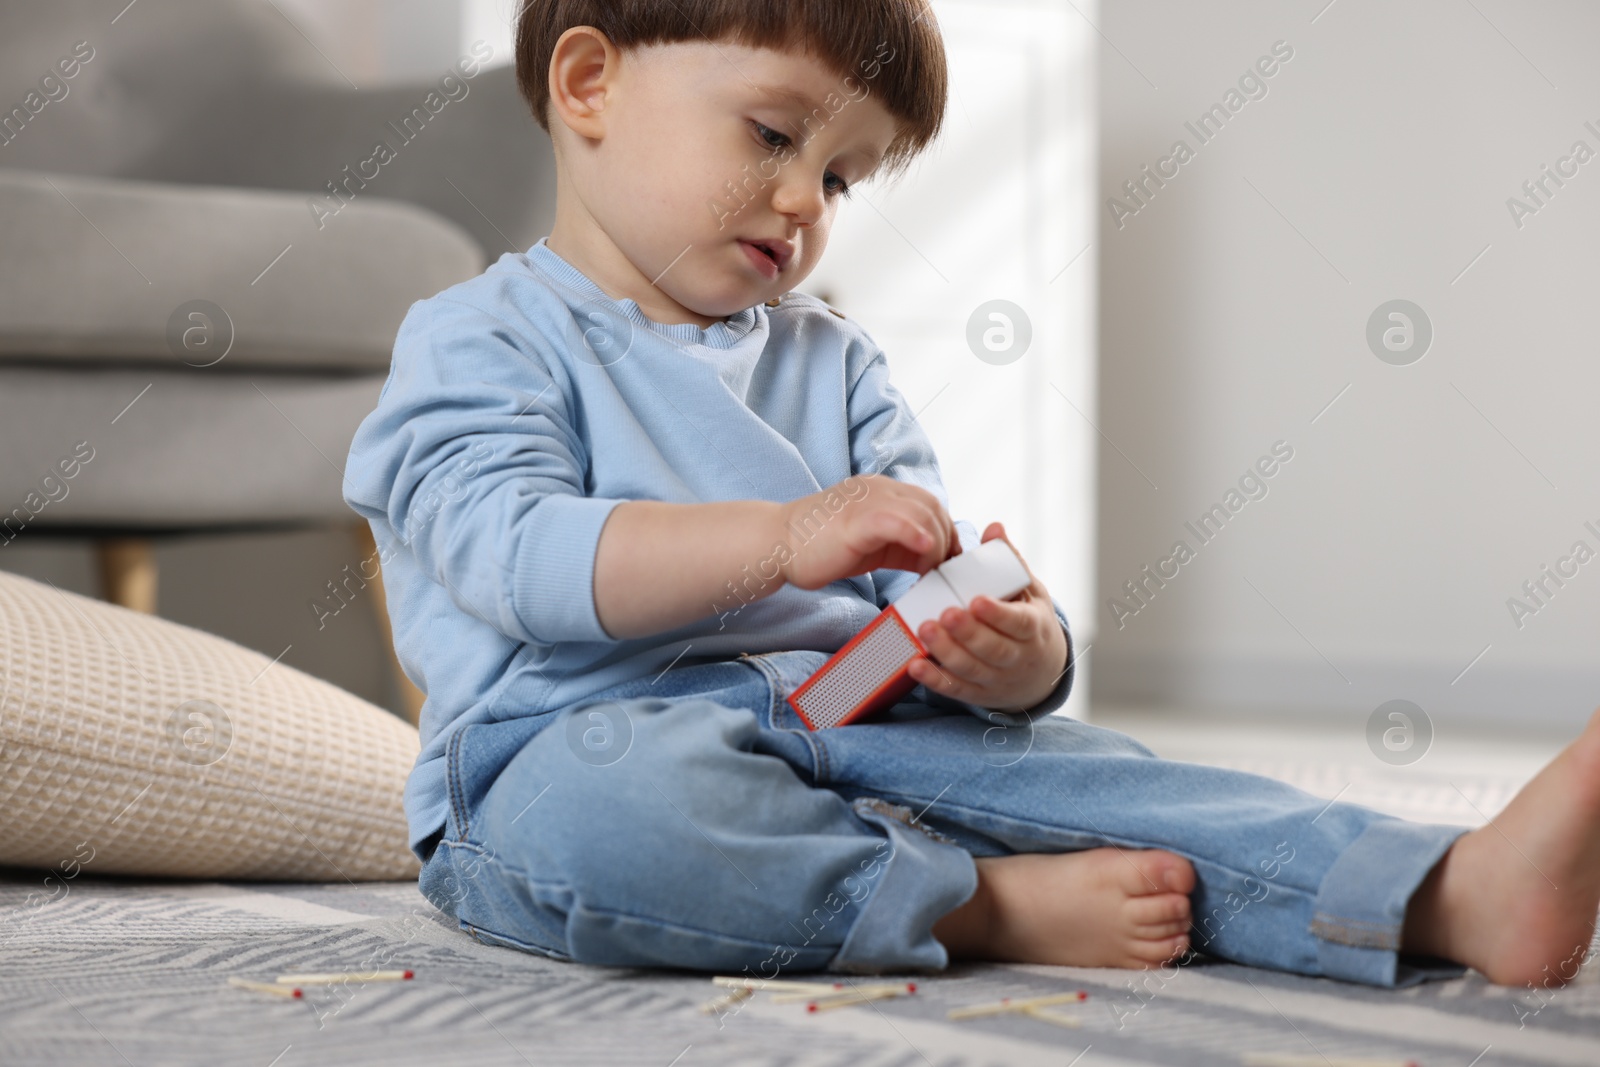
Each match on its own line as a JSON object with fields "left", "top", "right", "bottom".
{"left": 0, "top": 570, "right": 420, "bottom": 881}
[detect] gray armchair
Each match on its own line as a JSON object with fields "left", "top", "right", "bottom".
{"left": 0, "top": 0, "right": 555, "bottom": 722}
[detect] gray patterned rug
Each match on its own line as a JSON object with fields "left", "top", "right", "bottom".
{"left": 3, "top": 866, "right": 1597, "bottom": 1067}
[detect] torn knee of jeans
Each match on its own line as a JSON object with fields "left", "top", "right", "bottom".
{"left": 851, "top": 796, "right": 958, "bottom": 847}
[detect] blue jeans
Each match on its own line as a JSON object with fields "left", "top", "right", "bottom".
{"left": 417, "top": 650, "right": 1468, "bottom": 986}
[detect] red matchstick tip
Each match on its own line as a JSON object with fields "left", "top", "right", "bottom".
{"left": 402, "top": 970, "right": 415, "bottom": 980}
{"left": 906, "top": 982, "right": 918, "bottom": 993}
{"left": 807, "top": 1003, "right": 819, "bottom": 1013}
{"left": 291, "top": 989, "right": 303, "bottom": 999}
{"left": 1077, "top": 991, "right": 1088, "bottom": 1001}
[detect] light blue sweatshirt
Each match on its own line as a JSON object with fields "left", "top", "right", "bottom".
{"left": 343, "top": 239, "right": 1076, "bottom": 853}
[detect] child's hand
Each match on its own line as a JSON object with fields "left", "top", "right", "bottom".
{"left": 906, "top": 523, "right": 1069, "bottom": 713}
{"left": 778, "top": 475, "right": 958, "bottom": 591}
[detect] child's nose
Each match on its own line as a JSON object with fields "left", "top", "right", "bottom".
{"left": 771, "top": 173, "right": 826, "bottom": 227}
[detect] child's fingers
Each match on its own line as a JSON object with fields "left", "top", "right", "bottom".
{"left": 914, "top": 618, "right": 1000, "bottom": 688}
{"left": 968, "top": 595, "right": 1040, "bottom": 643}
{"left": 939, "top": 509, "right": 961, "bottom": 561}
{"left": 908, "top": 655, "right": 975, "bottom": 700}
{"left": 864, "top": 509, "right": 940, "bottom": 567}
{"left": 933, "top": 606, "right": 1028, "bottom": 671}
{"left": 891, "top": 484, "right": 956, "bottom": 565}
{"left": 912, "top": 499, "right": 956, "bottom": 563}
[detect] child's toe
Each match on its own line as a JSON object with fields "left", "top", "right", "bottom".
{"left": 1115, "top": 849, "right": 1196, "bottom": 897}
{"left": 1125, "top": 891, "right": 1190, "bottom": 928}
{"left": 1128, "top": 932, "right": 1190, "bottom": 965}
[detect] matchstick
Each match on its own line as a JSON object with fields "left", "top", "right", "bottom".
{"left": 768, "top": 982, "right": 917, "bottom": 1004}
{"left": 807, "top": 988, "right": 903, "bottom": 1012}
{"left": 228, "top": 977, "right": 302, "bottom": 998}
{"left": 1020, "top": 1005, "right": 1082, "bottom": 1029}
{"left": 1242, "top": 1056, "right": 1419, "bottom": 1067}
{"left": 711, "top": 976, "right": 844, "bottom": 992}
{"left": 699, "top": 986, "right": 754, "bottom": 1014}
{"left": 275, "top": 969, "right": 414, "bottom": 985}
{"left": 947, "top": 990, "right": 1088, "bottom": 1020}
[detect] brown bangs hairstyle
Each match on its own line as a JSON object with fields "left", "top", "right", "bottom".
{"left": 515, "top": 0, "right": 948, "bottom": 172}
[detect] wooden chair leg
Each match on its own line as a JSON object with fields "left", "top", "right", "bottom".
{"left": 96, "top": 538, "right": 158, "bottom": 614}
{"left": 353, "top": 523, "right": 426, "bottom": 726}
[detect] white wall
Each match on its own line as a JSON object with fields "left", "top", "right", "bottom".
{"left": 807, "top": 0, "right": 1099, "bottom": 717}
{"left": 1095, "top": 0, "right": 1600, "bottom": 728}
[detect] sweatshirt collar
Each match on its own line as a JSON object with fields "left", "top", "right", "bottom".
{"left": 522, "top": 239, "right": 760, "bottom": 350}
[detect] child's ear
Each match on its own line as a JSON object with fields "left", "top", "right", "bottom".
{"left": 547, "top": 26, "right": 619, "bottom": 140}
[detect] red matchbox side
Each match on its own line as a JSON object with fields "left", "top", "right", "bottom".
{"left": 785, "top": 606, "right": 932, "bottom": 730}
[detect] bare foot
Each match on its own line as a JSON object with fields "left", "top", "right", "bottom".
{"left": 933, "top": 847, "right": 1195, "bottom": 968}
{"left": 1403, "top": 707, "right": 1600, "bottom": 987}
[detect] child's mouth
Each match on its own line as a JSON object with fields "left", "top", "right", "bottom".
{"left": 738, "top": 239, "right": 790, "bottom": 280}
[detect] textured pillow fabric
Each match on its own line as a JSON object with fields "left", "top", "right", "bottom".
{"left": 0, "top": 570, "right": 420, "bottom": 881}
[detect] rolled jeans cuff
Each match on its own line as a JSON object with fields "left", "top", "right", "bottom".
{"left": 827, "top": 797, "right": 978, "bottom": 974}
{"left": 1310, "top": 817, "right": 1471, "bottom": 987}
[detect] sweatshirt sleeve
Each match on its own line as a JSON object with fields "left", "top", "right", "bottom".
{"left": 343, "top": 297, "right": 623, "bottom": 647}
{"left": 844, "top": 345, "right": 1077, "bottom": 720}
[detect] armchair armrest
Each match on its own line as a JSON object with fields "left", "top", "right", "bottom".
{"left": 0, "top": 167, "right": 482, "bottom": 370}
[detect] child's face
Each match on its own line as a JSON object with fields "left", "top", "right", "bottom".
{"left": 563, "top": 39, "right": 900, "bottom": 319}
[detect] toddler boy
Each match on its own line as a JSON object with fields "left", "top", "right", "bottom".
{"left": 346, "top": 0, "right": 1600, "bottom": 986}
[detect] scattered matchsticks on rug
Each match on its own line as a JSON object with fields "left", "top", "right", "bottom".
{"left": 701, "top": 976, "right": 920, "bottom": 1015}
{"left": 703, "top": 976, "right": 1089, "bottom": 1027}
{"left": 945, "top": 990, "right": 1089, "bottom": 1028}
{"left": 697, "top": 981, "right": 1421, "bottom": 1065}
{"left": 222, "top": 968, "right": 1421, "bottom": 1065}
{"left": 227, "top": 970, "right": 415, "bottom": 998}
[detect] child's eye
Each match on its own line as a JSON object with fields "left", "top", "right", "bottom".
{"left": 751, "top": 121, "right": 849, "bottom": 199}
{"left": 752, "top": 121, "right": 790, "bottom": 150}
